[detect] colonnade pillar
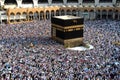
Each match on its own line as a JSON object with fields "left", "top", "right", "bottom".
{"left": 113, "top": 13, "right": 115, "bottom": 19}
{"left": 8, "top": 14, "right": 10, "bottom": 24}
{"left": 100, "top": 10, "right": 102, "bottom": 19}
{"left": 19, "top": 15, "right": 21, "bottom": 22}
{"left": 33, "top": 14, "right": 36, "bottom": 20}
{"left": 64, "top": 10, "right": 67, "bottom": 15}
{"left": 59, "top": 10, "right": 61, "bottom": 16}
{"left": 49, "top": 12, "right": 51, "bottom": 20}
{"left": 46, "top": 12, "right": 48, "bottom": 19}
{"left": 94, "top": 10, "right": 96, "bottom": 19}
{"left": 88, "top": 11, "right": 90, "bottom": 20}
{"left": 39, "top": 14, "right": 40, "bottom": 20}
{"left": 118, "top": 11, "right": 120, "bottom": 20}
{"left": 44, "top": 12, "right": 46, "bottom": 20}
{"left": 42, "top": 13, "right": 44, "bottom": 20}
{"left": 0, "top": 16, "right": 2, "bottom": 24}
{"left": 106, "top": 10, "right": 108, "bottom": 19}
{"left": 76, "top": 10, "right": 79, "bottom": 16}
{"left": 27, "top": 13, "right": 29, "bottom": 21}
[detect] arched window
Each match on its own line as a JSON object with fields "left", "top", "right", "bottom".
{"left": 40, "top": 11, "right": 44, "bottom": 20}
{"left": 90, "top": 10, "right": 94, "bottom": 12}
{"left": 4, "top": 0, "right": 17, "bottom": 4}
{"left": 38, "top": 0, "right": 48, "bottom": 3}
{"left": 16, "top": 12, "right": 21, "bottom": 22}
{"left": 96, "top": 10, "right": 101, "bottom": 19}
{"left": 89, "top": 10, "right": 94, "bottom": 19}
{"left": 29, "top": 12, "right": 33, "bottom": 20}
{"left": 72, "top": 10, "right": 77, "bottom": 16}
{"left": 99, "top": 0, "right": 112, "bottom": 2}
{"left": 83, "top": 0, "right": 95, "bottom": 3}
{"left": 61, "top": 10, "right": 65, "bottom": 15}
{"left": 108, "top": 9, "right": 113, "bottom": 19}
{"left": 84, "top": 10, "right": 88, "bottom": 12}
{"left": 46, "top": 11, "right": 50, "bottom": 20}
{"left": 117, "top": 0, "right": 120, "bottom": 2}
{"left": 67, "top": 0, "right": 78, "bottom": 3}
{"left": 10, "top": 13, "right": 15, "bottom": 22}
{"left": 22, "top": 12, "right": 27, "bottom": 21}
{"left": 51, "top": 10, "right": 55, "bottom": 17}
{"left": 52, "top": 0, "right": 63, "bottom": 3}
{"left": 56, "top": 10, "right": 59, "bottom": 16}
{"left": 34, "top": 11, "right": 39, "bottom": 20}
{"left": 83, "top": 10, "right": 89, "bottom": 19}
{"left": 115, "top": 10, "right": 119, "bottom": 19}
{"left": 102, "top": 10, "right": 107, "bottom": 19}
{"left": 66, "top": 10, "right": 71, "bottom": 15}
{"left": 22, "top": 0, "right": 33, "bottom": 4}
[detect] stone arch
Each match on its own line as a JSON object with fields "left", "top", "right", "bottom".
{"left": 16, "top": 12, "right": 21, "bottom": 22}
{"left": 102, "top": 9, "right": 107, "bottom": 19}
{"left": 16, "top": 12, "right": 21, "bottom": 15}
{"left": 22, "top": 12, "right": 27, "bottom": 21}
{"left": 67, "top": 0, "right": 78, "bottom": 3}
{"left": 10, "top": 12, "right": 15, "bottom": 23}
{"left": 83, "top": 9, "right": 89, "bottom": 19}
{"left": 40, "top": 11, "right": 44, "bottom": 20}
{"left": 115, "top": 10, "right": 119, "bottom": 19}
{"left": 52, "top": 0, "right": 63, "bottom": 3}
{"left": 51, "top": 10, "right": 55, "bottom": 17}
{"left": 83, "top": 0, "right": 95, "bottom": 3}
{"left": 56, "top": 10, "right": 59, "bottom": 16}
{"left": 29, "top": 11, "right": 33, "bottom": 15}
{"left": 66, "top": 9, "right": 71, "bottom": 15}
{"left": 119, "top": 10, "right": 120, "bottom": 20}
{"left": 22, "top": 0, "right": 33, "bottom": 3}
{"left": 23, "top": 12, "right": 27, "bottom": 14}
{"left": 89, "top": 9, "right": 94, "bottom": 20}
{"left": 34, "top": 11, "right": 39, "bottom": 20}
{"left": 84, "top": 9, "right": 88, "bottom": 12}
{"left": 5, "top": 0, "right": 17, "bottom": 4}
{"left": 108, "top": 9, "right": 113, "bottom": 19}
{"left": 10, "top": 12, "right": 15, "bottom": 15}
{"left": 38, "top": 0, "right": 48, "bottom": 3}
{"left": 46, "top": 10, "right": 50, "bottom": 20}
{"left": 78, "top": 9, "right": 82, "bottom": 16}
{"left": 61, "top": 9, "right": 65, "bottom": 15}
{"left": 99, "top": 0, "right": 112, "bottom": 2}
{"left": 29, "top": 11, "right": 33, "bottom": 21}
{"left": 89, "top": 9, "right": 94, "bottom": 12}
{"left": 96, "top": 10, "right": 101, "bottom": 19}
{"left": 72, "top": 10, "right": 77, "bottom": 16}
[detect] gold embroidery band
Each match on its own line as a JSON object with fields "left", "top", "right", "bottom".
{"left": 51, "top": 23, "right": 84, "bottom": 29}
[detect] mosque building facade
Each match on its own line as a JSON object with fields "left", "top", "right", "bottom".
{"left": 0, "top": 0, "right": 120, "bottom": 24}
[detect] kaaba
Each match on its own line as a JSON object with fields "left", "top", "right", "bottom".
{"left": 51, "top": 15, "right": 84, "bottom": 47}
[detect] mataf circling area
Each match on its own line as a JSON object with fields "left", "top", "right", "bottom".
{"left": 0, "top": 20, "right": 120, "bottom": 79}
